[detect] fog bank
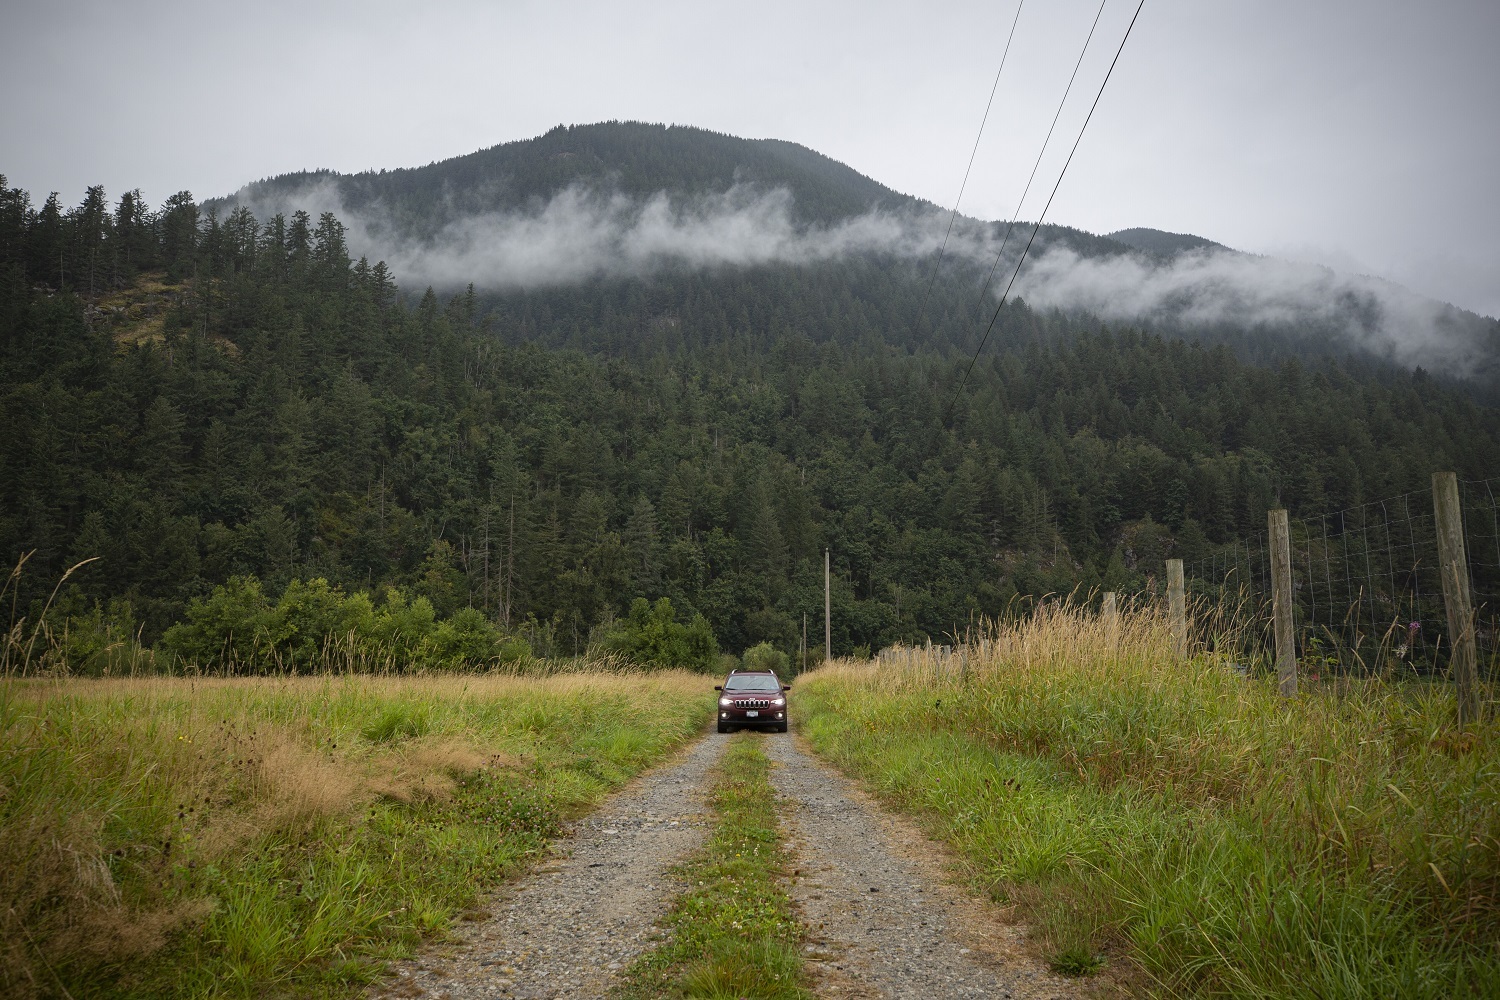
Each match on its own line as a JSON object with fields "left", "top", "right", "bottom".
{"left": 225, "top": 180, "right": 1495, "bottom": 375}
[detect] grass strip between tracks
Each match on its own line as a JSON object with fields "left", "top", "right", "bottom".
{"left": 616, "top": 732, "right": 810, "bottom": 1000}
{"left": 1, "top": 672, "right": 711, "bottom": 999}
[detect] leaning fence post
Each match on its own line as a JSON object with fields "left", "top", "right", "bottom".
{"left": 1166, "top": 561, "right": 1187, "bottom": 658}
{"left": 1433, "top": 472, "right": 1480, "bottom": 726}
{"left": 1269, "top": 508, "right": 1298, "bottom": 696}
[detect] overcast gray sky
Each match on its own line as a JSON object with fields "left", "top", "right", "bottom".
{"left": 4, "top": 0, "right": 1496, "bottom": 317}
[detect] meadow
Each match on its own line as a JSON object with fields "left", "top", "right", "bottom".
{"left": 1, "top": 670, "right": 711, "bottom": 998}
{"left": 797, "top": 604, "right": 1499, "bottom": 998}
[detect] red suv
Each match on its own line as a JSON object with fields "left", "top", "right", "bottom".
{"left": 715, "top": 670, "right": 790, "bottom": 733}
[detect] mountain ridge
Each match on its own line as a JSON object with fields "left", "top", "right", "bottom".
{"left": 206, "top": 121, "right": 1498, "bottom": 381}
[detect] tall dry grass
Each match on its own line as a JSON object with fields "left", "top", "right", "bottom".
{"left": 1, "top": 670, "right": 712, "bottom": 998}
{"left": 801, "top": 599, "right": 1499, "bottom": 997}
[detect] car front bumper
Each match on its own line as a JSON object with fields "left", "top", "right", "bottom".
{"left": 719, "top": 706, "right": 786, "bottom": 725}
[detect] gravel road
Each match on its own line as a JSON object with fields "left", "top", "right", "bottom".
{"left": 370, "top": 733, "right": 724, "bottom": 1000}
{"left": 372, "top": 727, "right": 1087, "bottom": 1000}
{"left": 763, "top": 734, "right": 1085, "bottom": 1000}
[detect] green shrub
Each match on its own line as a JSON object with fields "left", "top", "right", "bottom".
{"left": 159, "top": 576, "right": 272, "bottom": 670}
{"left": 599, "top": 597, "right": 720, "bottom": 671}
{"left": 420, "top": 606, "right": 502, "bottom": 669}
{"left": 267, "top": 578, "right": 376, "bottom": 671}
{"left": 159, "top": 577, "right": 532, "bottom": 674}
{"left": 368, "top": 587, "right": 439, "bottom": 666}
{"left": 741, "top": 642, "right": 789, "bottom": 674}
{"left": 49, "top": 599, "right": 153, "bottom": 676}
{"left": 495, "top": 634, "right": 533, "bottom": 666}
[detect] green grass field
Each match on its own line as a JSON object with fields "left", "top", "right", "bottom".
{"left": 797, "top": 605, "right": 1499, "bottom": 999}
{"left": 1, "top": 672, "right": 711, "bottom": 999}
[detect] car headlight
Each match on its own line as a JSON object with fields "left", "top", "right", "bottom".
{"left": 771, "top": 697, "right": 786, "bottom": 707}
{"left": 718, "top": 697, "right": 732, "bottom": 707}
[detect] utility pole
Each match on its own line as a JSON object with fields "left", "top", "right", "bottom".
{"left": 824, "top": 547, "right": 832, "bottom": 663}
{"left": 505, "top": 491, "right": 516, "bottom": 627}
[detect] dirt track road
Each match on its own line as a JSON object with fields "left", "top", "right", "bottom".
{"left": 373, "top": 729, "right": 1083, "bottom": 1000}
{"left": 372, "top": 735, "right": 723, "bottom": 999}
{"left": 766, "top": 735, "right": 1080, "bottom": 1000}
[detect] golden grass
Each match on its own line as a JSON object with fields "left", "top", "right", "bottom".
{"left": 1, "top": 670, "right": 712, "bottom": 998}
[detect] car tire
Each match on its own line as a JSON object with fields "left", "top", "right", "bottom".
{"left": 775, "top": 720, "right": 788, "bottom": 733}
{"left": 717, "top": 720, "right": 730, "bottom": 734}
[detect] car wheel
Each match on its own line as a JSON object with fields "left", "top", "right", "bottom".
{"left": 717, "top": 720, "right": 730, "bottom": 733}
{"left": 776, "top": 721, "right": 788, "bottom": 733}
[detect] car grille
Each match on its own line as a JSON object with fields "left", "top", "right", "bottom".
{"left": 734, "top": 699, "right": 772, "bottom": 708}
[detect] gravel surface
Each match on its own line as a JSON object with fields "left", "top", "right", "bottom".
{"left": 371, "top": 727, "right": 1090, "bottom": 1000}
{"left": 369, "top": 733, "right": 725, "bottom": 1000}
{"left": 763, "top": 733, "right": 1086, "bottom": 1000}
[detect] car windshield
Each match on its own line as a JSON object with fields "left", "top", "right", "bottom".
{"left": 724, "top": 674, "right": 780, "bottom": 692}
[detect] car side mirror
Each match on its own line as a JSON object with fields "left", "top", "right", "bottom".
{"left": 783, "top": 685, "right": 792, "bottom": 691}
{"left": 714, "top": 685, "right": 722, "bottom": 691}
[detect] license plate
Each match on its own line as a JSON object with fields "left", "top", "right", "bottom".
{"left": 746, "top": 711, "right": 759, "bottom": 717}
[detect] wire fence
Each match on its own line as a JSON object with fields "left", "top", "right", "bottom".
{"left": 1185, "top": 479, "right": 1498, "bottom": 679}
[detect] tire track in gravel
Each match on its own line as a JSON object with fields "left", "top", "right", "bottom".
{"left": 371, "top": 732, "right": 725, "bottom": 1000}
{"left": 762, "top": 734, "right": 1086, "bottom": 1000}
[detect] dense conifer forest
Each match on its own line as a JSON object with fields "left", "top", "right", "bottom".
{"left": 4, "top": 155, "right": 1499, "bottom": 669}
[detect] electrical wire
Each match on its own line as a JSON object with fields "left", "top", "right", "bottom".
{"left": 908, "top": 0, "right": 1027, "bottom": 343}
{"left": 974, "top": 0, "right": 1108, "bottom": 314}
{"left": 945, "top": 0, "right": 1148, "bottom": 422}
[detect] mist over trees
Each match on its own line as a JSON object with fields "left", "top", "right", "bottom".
{"left": 217, "top": 122, "right": 1500, "bottom": 383}
{"left": 3, "top": 169, "right": 1499, "bottom": 668}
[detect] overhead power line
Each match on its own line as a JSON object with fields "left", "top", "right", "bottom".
{"left": 945, "top": 0, "right": 1148, "bottom": 422}
{"left": 908, "top": 0, "right": 1027, "bottom": 343}
{"left": 974, "top": 0, "right": 1109, "bottom": 314}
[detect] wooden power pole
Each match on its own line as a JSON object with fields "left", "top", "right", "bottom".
{"left": 1433, "top": 472, "right": 1480, "bottom": 726}
{"left": 1268, "top": 508, "right": 1297, "bottom": 697}
{"left": 824, "top": 548, "right": 831, "bottom": 663}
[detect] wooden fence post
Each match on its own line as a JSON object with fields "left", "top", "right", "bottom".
{"left": 1268, "top": 508, "right": 1297, "bottom": 696}
{"left": 1102, "top": 590, "right": 1119, "bottom": 656}
{"left": 1433, "top": 472, "right": 1480, "bottom": 726}
{"left": 1166, "top": 560, "right": 1187, "bottom": 658}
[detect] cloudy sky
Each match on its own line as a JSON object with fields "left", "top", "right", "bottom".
{"left": 4, "top": 0, "right": 1497, "bottom": 317}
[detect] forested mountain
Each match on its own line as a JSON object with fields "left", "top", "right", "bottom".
{"left": 4, "top": 125, "right": 1500, "bottom": 669}
{"left": 216, "top": 122, "right": 1500, "bottom": 383}
{"left": 211, "top": 122, "right": 924, "bottom": 232}
{"left": 1106, "top": 228, "right": 1226, "bottom": 257}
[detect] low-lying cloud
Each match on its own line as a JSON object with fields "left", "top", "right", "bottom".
{"left": 1011, "top": 247, "right": 1493, "bottom": 373}
{"left": 225, "top": 180, "right": 1495, "bottom": 376}
{"left": 230, "top": 180, "right": 968, "bottom": 287}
